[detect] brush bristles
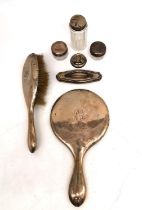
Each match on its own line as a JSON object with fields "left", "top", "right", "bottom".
{"left": 35, "top": 55, "right": 48, "bottom": 105}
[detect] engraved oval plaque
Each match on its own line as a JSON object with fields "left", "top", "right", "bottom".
{"left": 56, "top": 70, "right": 102, "bottom": 84}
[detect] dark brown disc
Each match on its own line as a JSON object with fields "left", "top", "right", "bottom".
{"left": 90, "top": 41, "right": 106, "bottom": 58}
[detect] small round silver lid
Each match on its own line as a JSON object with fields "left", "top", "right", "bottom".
{"left": 69, "top": 15, "right": 87, "bottom": 31}
{"left": 51, "top": 41, "right": 68, "bottom": 60}
{"left": 70, "top": 53, "right": 87, "bottom": 68}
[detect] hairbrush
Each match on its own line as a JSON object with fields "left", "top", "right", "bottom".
{"left": 22, "top": 53, "right": 48, "bottom": 153}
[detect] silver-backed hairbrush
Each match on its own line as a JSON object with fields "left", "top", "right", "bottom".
{"left": 22, "top": 53, "right": 48, "bottom": 153}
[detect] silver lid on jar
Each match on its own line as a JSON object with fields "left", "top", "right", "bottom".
{"left": 69, "top": 15, "right": 87, "bottom": 51}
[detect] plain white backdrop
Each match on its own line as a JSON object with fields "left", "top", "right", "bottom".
{"left": 0, "top": 0, "right": 142, "bottom": 209}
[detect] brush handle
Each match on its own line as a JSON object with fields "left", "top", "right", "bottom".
{"left": 28, "top": 108, "right": 37, "bottom": 153}
{"left": 69, "top": 150, "right": 86, "bottom": 207}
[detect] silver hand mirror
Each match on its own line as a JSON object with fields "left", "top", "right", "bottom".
{"left": 50, "top": 89, "right": 109, "bottom": 207}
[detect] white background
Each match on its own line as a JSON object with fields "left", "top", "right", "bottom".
{"left": 0, "top": 0, "right": 142, "bottom": 209}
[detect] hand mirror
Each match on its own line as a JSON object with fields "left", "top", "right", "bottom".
{"left": 50, "top": 89, "right": 109, "bottom": 206}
